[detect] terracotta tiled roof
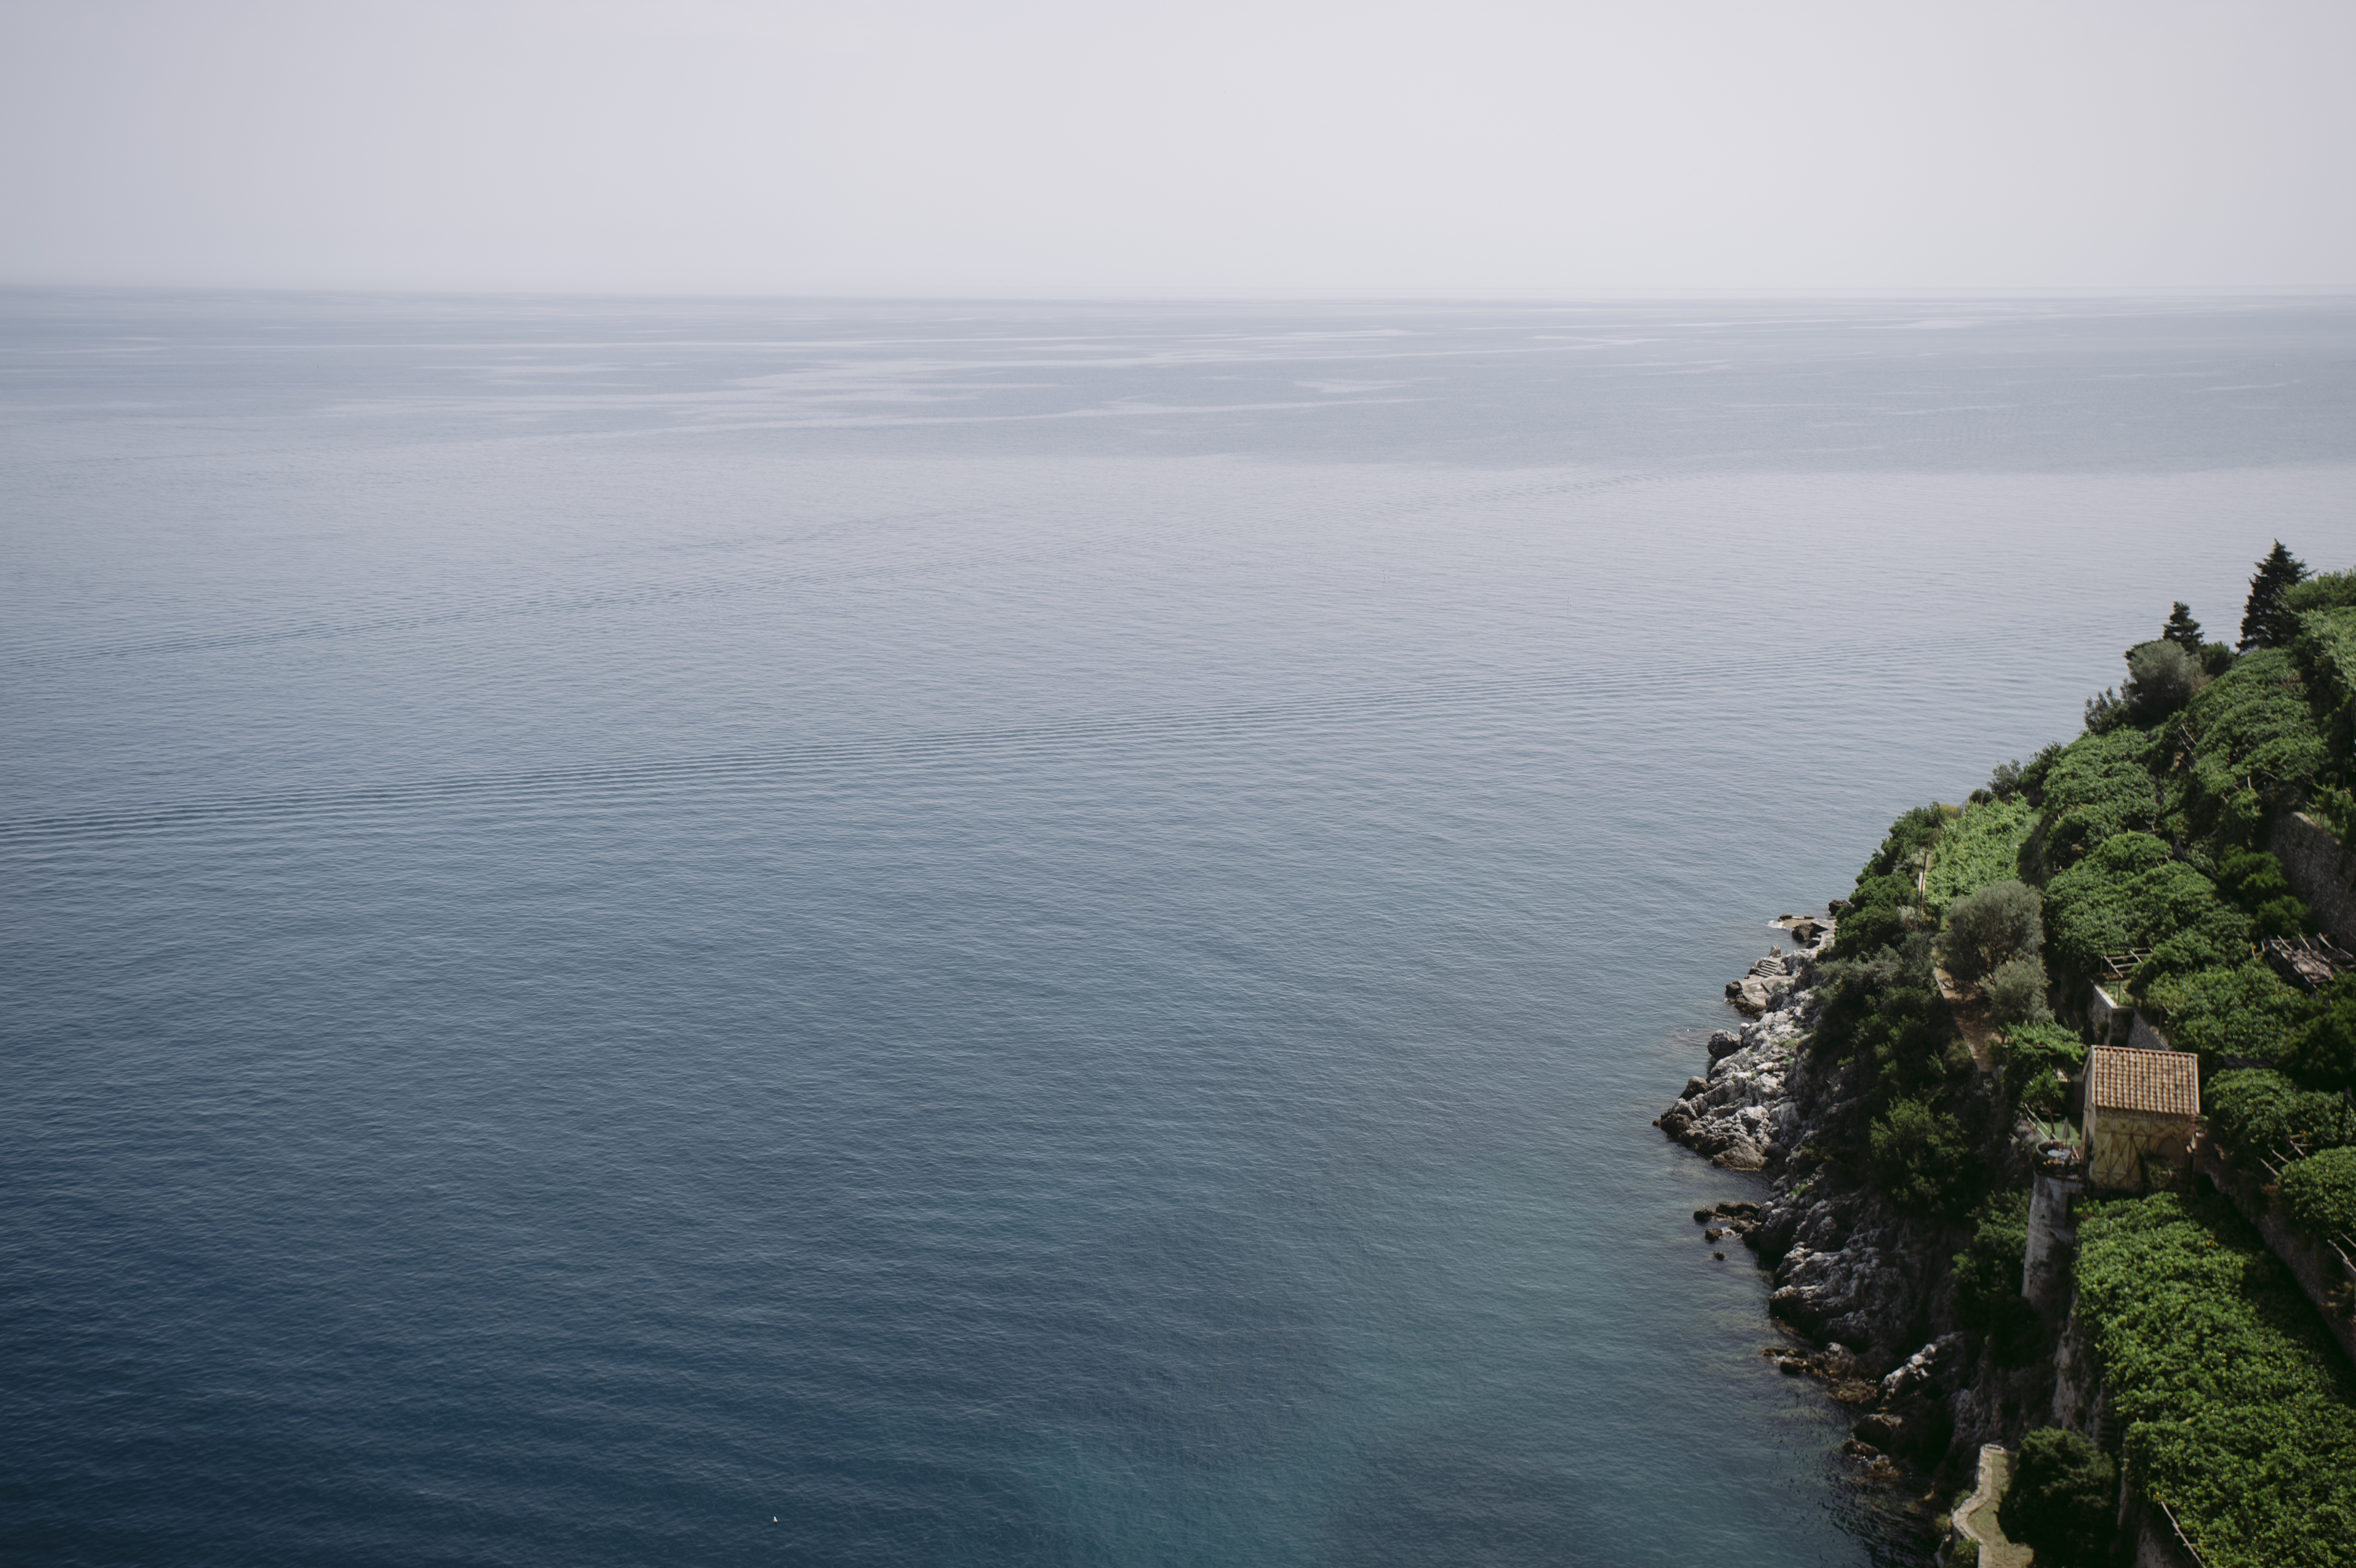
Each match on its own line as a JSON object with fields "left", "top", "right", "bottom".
{"left": 2086, "top": 1046, "right": 2199, "bottom": 1118}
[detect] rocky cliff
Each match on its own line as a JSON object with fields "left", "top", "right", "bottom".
{"left": 1658, "top": 919, "right": 2058, "bottom": 1482}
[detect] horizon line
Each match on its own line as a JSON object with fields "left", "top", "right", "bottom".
{"left": 5, "top": 280, "right": 2356, "bottom": 307}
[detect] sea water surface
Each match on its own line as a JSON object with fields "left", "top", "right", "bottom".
{"left": 5, "top": 292, "right": 2354, "bottom": 1567}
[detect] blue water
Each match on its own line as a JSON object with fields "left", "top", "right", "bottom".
{"left": 5, "top": 292, "right": 2353, "bottom": 1566}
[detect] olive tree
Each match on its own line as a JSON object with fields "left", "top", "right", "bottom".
{"left": 2122, "top": 639, "right": 2204, "bottom": 722}
{"left": 1940, "top": 878, "right": 2043, "bottom": 984}
{"left": 1985, "top": 954, "right": 2054, "bottom": 1028}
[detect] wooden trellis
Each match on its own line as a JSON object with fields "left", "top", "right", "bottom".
{"left": 2096, "top": 949, "right": 2154, "bottom": 984}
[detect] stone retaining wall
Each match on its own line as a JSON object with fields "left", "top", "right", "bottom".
{"left": 2124, "top": 1011, "right": 2169, "bottom": 1055}
{"left": 2271, "top": 811, "right": 2356, "bottom": 951}
{"left": 2126, "top": 1497, "right": 2205, "bottom": 1568}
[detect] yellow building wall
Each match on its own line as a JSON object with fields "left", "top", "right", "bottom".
{"left": 2086, "top": 1107, "right": 2192, "bottom": 1193}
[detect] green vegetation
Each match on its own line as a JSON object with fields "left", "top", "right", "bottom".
{"left": 2073, "top": 1193, "right": 2356, "bottom": 1568}
{"left": 2284, "top": 568, "right": 2356, "bottom": 616}
{"left": 1987, "top": 742, "right": 2064, "bottom": 806}
{"left": 2239, "top": 540, "right": 2310, "bottom": 651}
{"left": 1810, "top": 853, "right": 1981, "bottom": 1214}
{"left": 1829, "top": 872, "right": 1918, "bottom": 960}
{"left": 2179, "top": 648, "right": 2329, "bottom": 844}
{"left": 1865, "top": 1095, "right": 1980, "bottom": 1219}
{"left": 1983, "top": 954, "right": 2052, "bottom": 1028}
{"left": 2141, "top": 964, "right": 2310, "bottom": 1071}
{"left": 2128, "top": 963, "right": 2354, "bottom": 1097}
{"left": 2042, "top": 831, "right": 2246, "bottom": 981}
{"left": 1865, "top": 802, "right": 1951, "bottom": 880}
{"left": 2282, "top": 1146, "right": 2356, "bottom": 1243}
{"left": 2123, "top": 638, "right": 2205, "bottom": 723}
{"left": 1805, "top": 803, "right": 1991, "bottom": 1216}
{"left": 2298, "top": 606, "right": 2356, "bottom": 808}
{"left": 1926, "top": 797, "right": 2035, "bottom": 906}
{"left": 1819, "top": 548, "right": 2353, "bottom": 1185}
{"left": 1815, "top": 937, "right": 1957, "bottom": 1083}
{"left": 2211, "top": 845, "right": 2314, "bottom": 940}
{"left": 2311, "top": 786, "right": 2356, "bottom": 847}
{"left": 1827, "top": 806, "right": 1947, "bottom": 960}
{"left": 2205, "top": 1068, "right": 2355, "bottom": 1161}
{"left": 2025, "top": 726, "right": 2161, "bottom": 872}
{"left": 1792, "top": 545, "right": 2356, "bottom": 1550}
{"left": 2285, "top": 975, "right": 2356, "bottom": 1092}
{"left": 1997, "top": 1428, "right": 2115, "bottom": 1566}
{"left": 1950, "top": 1191, "right": 2038, "bottom": 1362}
{"left": 1938, "top": 878, "right": 2043, "bottom": 983}
{"left": 1992, "top": 1022, "right": 2085, "bottom": 1119}
{"left": 2082, "top": 685, "right": 2129, "bottom": 735}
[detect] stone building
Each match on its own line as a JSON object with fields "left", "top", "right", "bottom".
{"left": 2082, "top": 1046, "right": 2200, "bottom": 1193}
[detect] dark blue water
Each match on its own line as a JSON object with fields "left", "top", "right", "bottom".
{"left": 5, "top": 292, "right": 2353, "bottom": 1566}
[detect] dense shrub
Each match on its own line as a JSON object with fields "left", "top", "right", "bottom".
{"left": 2186, "top": 649, "right": 2320, "bottom": 779}
{"left": 2295, "top": 605, "right": 2356, "bottom": 778}
{"left": 2282, "top": 1146, "right": 2356, "bottom": 1243}
{"left": 1832, "top": 871, "right": 1917, "bottom": 959}
{"left": 2061, "top": 827, "right": 2175, "bottom": 882}
{"left": 2140, "top": 962, "right": 2309, "bottom": 1070}
{"left": 2043, "top": 832, "right": 2247, "bottom": 984}
{"left": 1926, "top": 796, "right": 2036, "bottom": 907}
{"left": 2185, "top": 647, "right": 2318, "bottom": 766}
{"left": 1999, "top": 1428, "right": 2115, "bottom": 1567}
{"left": 1830, "top": 805, "right": 1955, "bottom": 959}
{"left": 1951, "top": 1190, "right": 2039, "bottom": 1361}
{"left": 1940, "top": 878, "right": 2043, "bottom": 983}
{"left": 2073, "top": 1193, "right": 2356, "bottom": 1568}
{"left": 1989, "top": 741, "right": 2066, "bottom": 807}
{"left": 2179, "top": 648, "right": 2329, "bottom": 843}
{"left": 1866, "top": 1097, "right": 1980, "bottom": 1218}
{"left": 2283, "top": 569, "right": 2356, "bottom": 615}
{"left": 1951, "top": 1190, "right": 2028, "bottom": 1320}
{"left": 1994, "top": 1022, "right": 2086, "bottom": 1119}
{"left": 1812, "top": 936, "right": 1960, "bottom": 1092}
{"left": 2031, "top": 728, "right": 2163, "bottom": 870}
{"left": 1984, "top": 954, "right": 2053, "bottom": 1028}
{"left": 2283, "top": 974, "right": 2356, "bottom": 1094}
{"left": 2210, "top": 845, "right": 2314, "bottom": 939}
{"left": 2082, "top": 687, "right": 2132, "bottom": 735}
{"left": 2311, "top": 785, "right": 2356, "bottom": 850}
{"left": 1818, "top": 818, "right": 1984, "bottom": 1206}
{"left": 1864, "top": 803, "right": 1951, "bottom": 880}
{"left": 2129, "top": 923, "right": 2256, "bottom": 992}
{"left": 2205, "top": 1068, "right": 2355, "bottom": 1160}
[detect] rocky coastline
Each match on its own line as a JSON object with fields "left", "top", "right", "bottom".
{"left": 1657, "top": 911, "right": 2058, "bottom": 1491}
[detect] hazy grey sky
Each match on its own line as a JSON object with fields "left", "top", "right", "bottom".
{"left": 4, "top": 0, "right": 2352, "bottom": 295}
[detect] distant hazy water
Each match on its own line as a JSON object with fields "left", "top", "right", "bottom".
{"left": 4, "top": 292, "right": 2352, "bottom": 1567}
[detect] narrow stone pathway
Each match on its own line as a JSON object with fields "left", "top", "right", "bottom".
{"left": 1933, "top": 965, "right": 1998, "bottom": 1074}
{"left": 1951, "top": 1444, "right": 2033, "bottom": 1567}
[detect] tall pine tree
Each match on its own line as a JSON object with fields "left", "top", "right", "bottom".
{"left": 2239, "top": 541, "right": 2308, "bottom": 651}
{"left": 2162, "top": 602, "right": 2203, "bottom": 652}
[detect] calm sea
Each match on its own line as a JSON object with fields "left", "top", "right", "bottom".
{"left": 5, "top": 292, "right": 2353, "bottom": 1567}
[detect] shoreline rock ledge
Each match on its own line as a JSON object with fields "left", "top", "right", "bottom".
{"left": 1663, "top": 928, "right": 1826, "bottom": 1174}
